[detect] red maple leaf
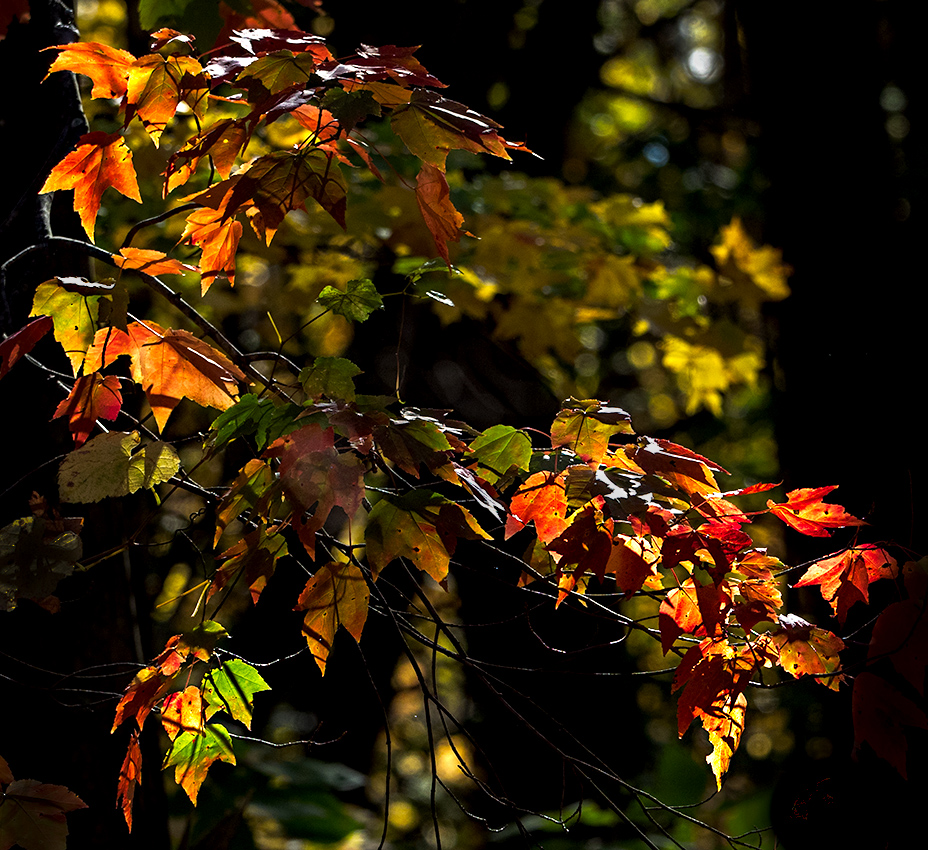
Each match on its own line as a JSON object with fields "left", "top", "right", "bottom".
{"left": 794, "top": 544, "right": 897, "bottom": 621}
{"left": 767, "top": 485, "right": 866, "bottom": 537}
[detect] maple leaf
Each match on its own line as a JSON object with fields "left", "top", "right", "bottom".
{"left": 550, "top": 398, "right": 634, "bottom": 466}
{"left": 768, "top": 613, "right": 845, "bottom": 691}
{"left": 29, "top": 278, "right": 105, "bottom": 376}
{"left": 318, "top": 43, "right": 444, "bottom": 89}
{"left": 236, "top": 49, "right": 319, "bottom": 95}
{"left": 547, "top": 500, "right": 613, "bottom": 603}
{"left": 126, "top": 54, "right": 208, "bottom": 146}
{"left": 505, "top": 471, "right": 569, "bottom": 544}
{"left": 52, "top": 373, "right": 122, "bottom": 447}
{"left": 213, "top": 459, "right": 278, "bottom": 545}
{"left": 0, "top": 773, "right": 86, "bottom": 850}
{"left": 265, "top": 423, "right": 365, "bottom": 558}
{"left": 317, "top": 278, "right": 383, "bottom": 322}
{"left": 163, "top": 724, "right": 236, "bottom": 804}
{"left": 43, "top": 41, "right": 135, "bottom": 99}
{"left": 632, "top": 437, "right": 726, "bottom": 499}
{"left": 0, "top": 316, "right": 53, "bottom": 382}
{"left": 295, "top": 561, "right": 370, "bottom": 674}
{"left": 57, "top": 431, "right": 179, "bottom": 503}
{"left": 113, "top": 247, "right": 197, "bottom": 277}
{"left": 416, "top": 163, "right": 466, "bottom": 265}
{"left": 793, "top": 544, "right": 897, "bottom": 622}
{"left": 165, "top": 118, "right": 251, "bottom": 192}
{"left": 116, "top": 730, "right": 141, "bottom": 830}
{"left": 767, "top": 485, "right": 866, "bottom": 537}
{"left": 702, "top": 691, "right": 748, "bottom": 790}
{"left": 467, "top": 424, "right": 532, "bottom": 486}
{"left": 202, "top": 659, "right": 271, "bottom": 728}
{"left": 84, "top": 321, "right": 245, "bottom": 432}
{"left": 731, "top": 549, "right": 784, "bottom": 631}
{"left": 39, "top": 132, "right": 142, "bottom": 241}
{"left": 603, "top": 534, "right": 659, "bottom": 596}
{"left": 179, "top": 207, "right": 243, "bottom": 292}
{"left": 300, "top": 356, "right": 362, "bottom": 402}
{"left": 852, "top": 671, "right": 928, "bottom": 778}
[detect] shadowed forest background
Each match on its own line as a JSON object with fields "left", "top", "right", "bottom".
{"left": 1, "top": 1, "right": 926, "bottom": 848}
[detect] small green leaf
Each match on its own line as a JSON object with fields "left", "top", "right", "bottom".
{"left": 203, "top": 659, "right": 271, "bottom": 728}
{"left": 208, "top": 394, "right": 302, "bottom": 452}
{"left": 300, "top": 357, "right": 362, "bottom": 402}
{"left": 317, "top": 279, "right": 383, "bottom": 322}
{"left": 468, "top": 424, "right": 532, "bottom": 485}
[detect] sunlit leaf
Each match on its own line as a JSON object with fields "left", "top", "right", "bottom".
{"left": 163, "top": 724, "right": 235, "bottom": 804}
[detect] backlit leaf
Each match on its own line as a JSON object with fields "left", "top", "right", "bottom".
{"left": 163, "top": 724, "right": 236, "bottom": 804}
{"left": 202, "top": 660, "right": 270, "bottom": 728}
{"left": 768, "top": 614, "right": 845, "bottom": 691}
{"left": 39, "top": 132, "right": 141, "bottom": 241}
{"left": 317, "top": 278, "right": 383, "bottom": 322}
{"left": 0, "top": 316, "right": 53, "bottom": 381}
{"left": 52, "top": 373, "right": 122, "bottom": 447}
{"left": 365, "top": 492, "right": 452, "bottom": 583}
{"left": 113, "top": 247, "right": 196, "bottom": 277}
{"left": 467, "top": 424, "right": 532, "bottom": 485}
{"left": 57, "top": 431, "right": 180, "bottom": 502}
{"left": 43, "top": 41, "right": 134, "bottom": 99}
{"left": 505, "top": 471, "right": 568, "bottom": 544}
{"left": 767, "top": 486, "right": 866, "bottom": 537}
{"left": 415, "top": 162, "right": 466, "bottom": 264}
{"left": 179, "top": 207, "right": 243, "bottom": 292}
{"left": 126, "top": 54, "right": 208, "bottom": 146}
{"left": 116, "top": 730, "right": 141, "bottom": 830}
{"left": 161, "top": 686, "right": 203, "bottom": 740}
{"left": 29, "top": 278, "right": 104, "bottom": 376}
{"left": 551, "top": 398, "right": 633, "bottom": 466}
{"left": 295, "top": 561, "right": 370, "bottom": 674}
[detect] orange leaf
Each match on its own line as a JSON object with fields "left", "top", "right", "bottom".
{"left": 767, "top": 485, "right": 866, "bottom": 537}
{"left": 44, "top": 41, "right": 134, "bottom": 99}
{"left": 295, "top": 561, "right": 370, "bottom": 674}
{"left": 165, "top": 118, "right": 251, "bottom": 193}
{"left": 126, "top": 54, "right": 208, "bottom": 146}
{"left": 702, "top": 691, "right": 747, "bottom": 789}
{"left": 415, "top": 162, "right": 465, "bottom": 265}
{"left": 505, "top": 470, "right": 568, "bottom": 544}
{"left": 52, "top": 372, "right": 122, "bottom": 447}
{"left": 768, "top": 613, "right": 845, "bottom": 691}
{"left": 161, "top": 686, "right": 204, "bottom": 740}
{"left": 794, "top": 544, "right": 897, "bottom": 622}
{"left": 85, "top": 321, "right": 245, "bottom": 432}
{"left": 116, "top": 729, "right": 142, "bottom": 830}
{"left": 180, "top": 207, "right": 243, "bottom": 292}
{"left": 39, "top": 132, "right": 141, "bottom": 241}
{"left": 113, "top": 247, "right": 197, "bottom": 277}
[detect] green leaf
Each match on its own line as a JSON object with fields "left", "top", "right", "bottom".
{"left": 29, "top": 279, "right": 103, "bottom": 376}
{"left": 177, "top": 620, "right": 229, "bottom": 661}
{"left": 468, "top": 424, "right": 532, "bottom": 485}
{"left": 57, "top": 431, "right": 180, "bottom": 503}
{"left": 317, "top": 279, "right": 383, "bottom": 322}
{"left": 203, "top": 659, "right": 271, "bottom": 729}
{"left": 163, "top": 724, "right": 236, "bottom": 804}
{"left": 550, "top": 398, "right": 634, "bottom": 466}
{"left": 365, "top": 492, "right": 451, "bottom": 584}
{"left": 208, "top": 394, "right": 302, "bottom": 452}
{"left": 300, "top": 357, "right": 362, "bottom": 402}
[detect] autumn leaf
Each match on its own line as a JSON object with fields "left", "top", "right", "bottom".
{"left": 768, "top": 613, "right": 845, "bottom": 691}
{"left": 295, "top": 561, "right": 370, "bottom": 674}
{"left": 416, "top": 162, "right": 466, "bottom": 265}
{"left": 505, "top": 471, "right": 568, "bottom": 544}
{"left": 57, "top": 431, "right": 179, "bottom": 503}
{"left": 0, "top": 316, "right": 53, "bottom": 382}
{"left": 163, "top": 724, "right": 236, "bottom": 804}
{"left": 126, "top": 54, "right": 208, "bottom": 146}
{"left": 84, "top": 321, "right": 245, "bottom": 432}
{"left": 703, "top": 691, "right": 747, "bottom": 790}
{"left": 0, "top": 774, "right": 87, "bottom": 850}
{"left": 213, "top": 459, "right": 277, "bottom": 545}
{"left": 52, "top": 373, "right": 122, "bottom": 447}
{"left": 767, "top": 486, "right": 866, "bottom": 537}
{"left": 113, "top": 247, "right": 197, "bottom": 277}
{"left": 43, "top": 40, "right": 134, "bottom": 99}
{"left": 116, "top": 730, "right": 141, "bottom": 830}
{"left": 161, "top": 686, "right": 204, "bottom": 740}
{"left": 211, "top": 523, "right": 288, "bottom": 604}
{"left": 793, "top": 544, "right": 897, "bottom": 622}
{"left": 39, "top": 131, "right": 141, "bottom": 240}
{"left": 179, "top": 207, "right": 243, "bottom": 292}
{"left": 165, "top": 118, "right": 251, "bottom": 192}
{"left": 603, "top": 534, "right": 659, "bottom": 596}
{"left": 711, "top": 217, "right": 791, "bottom": 302}
{"left": 202, "top": 659, "right": 271, "bottom": 728}
{"left": 237, "top": 49, "right": 319, "bottom": 95}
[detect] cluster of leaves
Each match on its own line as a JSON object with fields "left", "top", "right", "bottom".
{"left": 1, "top": 16, "right": 924, "bottom": 845}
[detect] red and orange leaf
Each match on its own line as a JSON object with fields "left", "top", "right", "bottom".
{"left": 213, "top": 459, "right": 277, "bottom": 546}
{"left": 603, "top": 534, "right": 660, "bottom": 596}
{"left": 44, "top": 41, "right": 134, "bottom": 99}
{"left": 116, "top": 729, "right": 142, "bottom": 830}
{"left": 547, "top": 501, "right": 613, "bottom": 603}
{"left": 0, "top": 316, "right": 53, "bottom": 382}
{"left": 211, "top": 524, "right": 288, "bottom": 605}
{"left": 505, "top": 471, "right": 568, "bottom": 544}
{"left": 165, "top": 118, "right": 251, "bottom": 193}
{"left": 161, "top": 686, "right": 204, "bottom": 740}
{"left": 767, "top": 485, "right": 866, "bottom": 537}
{"left": 768, "top": 614, "right": 845, "bottom": 691}
{"left": 415, "top": 162, "right": 466, "bottom": 265}
{"left": 295, "top": 561, "right": 370, "bottom": 674}
{"left": 52, "top": 373, "right": 122, "bottom": 447}
{"left": 111, "top": 666, "right": 174, "bottom": 732}
{"left": 39, "top": 131, "right": 141, "bottom": 240}
{"left": 180, "top": 207, "right": 243, "bottom": 293}
{"left": 113, "top": 247, "right": 197, "bottom": 277}
{"left": 793, "top": 544, "right": 897, "bottom": 622}
{"left": 126, "top": 54, "right": 208, "bottom": 146}
{"left": 852, "top": 671, "right": 928, "bottom": 778}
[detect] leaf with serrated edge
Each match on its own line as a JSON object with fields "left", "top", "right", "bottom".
{"left": 163, "top": 724, "right": 235, "bottom": 804}
{"left": 202, "top": 659, "right": 271, "bottom": 727}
